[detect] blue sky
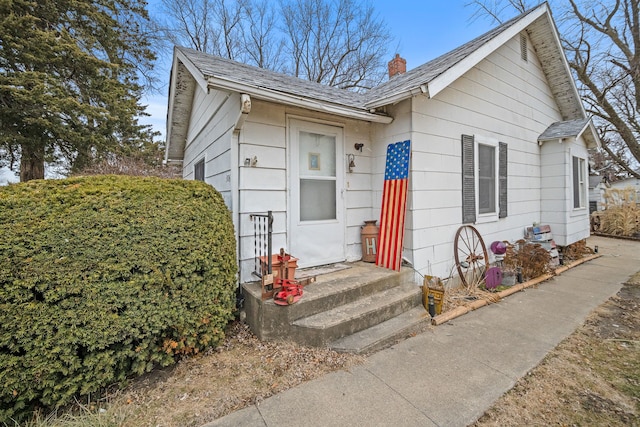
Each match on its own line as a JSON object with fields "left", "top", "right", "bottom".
{"left": 1, "top": 1, "right": 498, "bottom": 184}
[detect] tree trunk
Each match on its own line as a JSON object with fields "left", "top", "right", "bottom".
{"left": 20, "top": 144, "right": 45, "bottom": 182}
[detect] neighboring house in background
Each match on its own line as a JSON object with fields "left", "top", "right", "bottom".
{"left": 605, "top": 176, "right": 640, "bottom": 204}
{"left": 590, "top": 175, "right": 640, "bottom": 212}
{"left": 164, "top": 3, "right": 600, "bottom": 284}
{"left": 588, "top": 175, "right": 606, "bottom": 212}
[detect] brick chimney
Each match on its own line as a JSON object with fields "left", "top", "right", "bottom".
{"left": 388, "top": 54, "right": 406, "bottom": 79}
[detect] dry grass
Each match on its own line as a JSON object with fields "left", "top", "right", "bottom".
{"left": 561, "top": 238, "right": 594, "bottom": 262}
{"left": 474, "top": 274, "right": 640, "bottom": 426}
{"left": 22, "top": 323, "right": 363, "bottom": 427}
{"left": 442, "top": 285, "right": 501, "bottom": 312}
{"left": 594, "top": 188, "right": 640, "bottom": 237}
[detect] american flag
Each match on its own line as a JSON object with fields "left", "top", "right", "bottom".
{"left": 376, "top": 140, "right": 411, "bottom": 271}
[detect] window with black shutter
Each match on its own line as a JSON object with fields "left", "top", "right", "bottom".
{"left": 478, "top": 143, "right": 496, "bottom": 214}
{"left": 461, "top": 135, "right": 508, "bottom": 223}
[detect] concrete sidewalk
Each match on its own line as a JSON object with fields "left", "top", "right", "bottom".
{"left": 204, "top": 236, "right": 640, "bottom": 427}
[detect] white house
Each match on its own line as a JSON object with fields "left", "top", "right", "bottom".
{"left": 604, "top": 176, "right": 640, "bottom": 204}
{"left": 164, "top": 3, "right": 600, "bottom": 284}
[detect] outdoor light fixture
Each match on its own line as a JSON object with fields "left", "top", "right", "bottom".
{"left": 347, "top": 154, "right": 356, "bottom": 173}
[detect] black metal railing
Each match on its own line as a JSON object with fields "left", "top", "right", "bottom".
{"left": 250, "top": 211, "right": 273, "bottom": 278}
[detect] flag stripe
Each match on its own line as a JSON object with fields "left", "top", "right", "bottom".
{"left": 393, "top": 179, "right": 408, "bottom": 270}
{"left": 376, "top": 140, "right": 410, "bottom": 271}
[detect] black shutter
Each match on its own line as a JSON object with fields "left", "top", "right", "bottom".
{"left": 461, "top": 135, "right": 476, "bottom": 224}
{"left": 499, "top": 142, "right": 508, "bottom": 218}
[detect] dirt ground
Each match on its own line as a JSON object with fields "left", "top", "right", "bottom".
{"left": 30, "top": 272, "right": 639, "bottom": 427}
{"left": 55, "top": 323, "right": 365, "bottom": 427}
{"left": 474, "top": 272, "right": 640, "bottom": 426}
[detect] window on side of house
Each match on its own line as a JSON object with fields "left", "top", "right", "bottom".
{"left": 462, "top": 135, "right": 507, "bottom": 223}
{"left": 478, "top": 143, "right": 496, "bottom": 214}
{"left": 573, "top": 156, "right": 585, "bottom": 209}
{"left": 194, "top": 158, "right": 205, "bottom": 182}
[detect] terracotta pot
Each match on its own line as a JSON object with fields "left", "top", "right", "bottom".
{"left": 260, "top": 254, "right": 298, "bottom": 279}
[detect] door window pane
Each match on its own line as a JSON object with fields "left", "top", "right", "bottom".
{"left": 299, "top": 132, "right": 336, "bottom": 177}
{"left": 298, "top": 130, "right": 337, "bottom": 221}
{"left": 300, "top": 179, "right": 336, "bottom": 221}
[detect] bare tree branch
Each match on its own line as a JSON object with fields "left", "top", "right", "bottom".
{"left": 470, "top": 0, "right": 640, "bottom": 179}
{"left": 156, "top": 0, "right": 391, "bottom": 91}
{"left": 280, "top": 0, "right": 391, "bottom": 91}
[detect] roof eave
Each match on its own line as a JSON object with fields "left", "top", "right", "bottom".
{"left": 365, "top": 85, "right": 428, "bottom": 110}
{"left": 207, "top": 76, "right": 393, "bottom": 124}
{"left": 163, "top": 58, "right": 178, "bottom": 164}
{"left": 537, "top": 119, "right": 601, "bottom": 149}
{"left": 165, "top": 49, "right": 206, "bottom": 163}
{"left": 579, "top": 120, "right": 602, "bottom": 149}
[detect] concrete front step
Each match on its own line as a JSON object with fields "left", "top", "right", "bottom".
{"left": 290, "top": 282, "right": 422, "bottom": 347}
{"left": 242, "top": 262, "right": 425, "bottom": 352}
{"left": 286, "top": 264, "right": 415, "bottom": 321}
{"left": 329, "top": 306, "right": 431, "bottom": 355}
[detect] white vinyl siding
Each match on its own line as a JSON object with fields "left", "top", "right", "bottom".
{"left": 408, "top": 31, "right": 553, "bottom": 280}
{"left": 540, "top": 141, "right": 591, "bottom": 246}
{"left": 182, "top": 87, "right": 239, "bottom": 208}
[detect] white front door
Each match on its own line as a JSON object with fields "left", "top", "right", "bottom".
{"left": 289, "top": 119, "right": 345, "bottom": 268}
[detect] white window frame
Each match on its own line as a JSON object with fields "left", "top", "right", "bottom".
{"left": 475, "top": 135, "right": 499, "bottom": 223}
{"left": 573, "top": 156, "right": 586, "bottom": 209}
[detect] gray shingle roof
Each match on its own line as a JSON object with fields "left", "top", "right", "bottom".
{"left": 538, "top": 118, "right": 590, "bottom": 141}
{"left": 177, "top": 47, "right": 369, "bottom": 109}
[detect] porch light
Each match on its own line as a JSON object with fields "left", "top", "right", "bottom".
{"left": 347, "top": 154, "right": 356, "bottom": 173}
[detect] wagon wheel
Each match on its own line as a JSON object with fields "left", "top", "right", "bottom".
{"left": 454, "top": 225, "right": 489, "bottom": 289}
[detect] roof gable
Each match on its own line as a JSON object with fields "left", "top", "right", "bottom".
{"left": 364, "top": 3, "right": 584, "bottom": 121}
{"left": 363, "top": 5, "right": 541, "bottom": 107}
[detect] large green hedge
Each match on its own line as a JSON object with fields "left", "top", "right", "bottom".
{"left": 0, "top": 176, "right": 237, "bottom": 421}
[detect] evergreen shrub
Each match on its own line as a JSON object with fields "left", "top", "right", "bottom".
{"left": 0, "top": 176, "right": 237, "bottom": 421}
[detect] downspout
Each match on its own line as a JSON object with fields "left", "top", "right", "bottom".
{"left": 234, "top": 94, "right": 252, "bottom": 303}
